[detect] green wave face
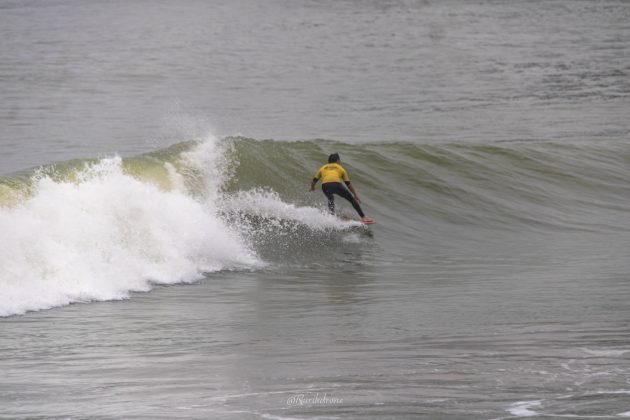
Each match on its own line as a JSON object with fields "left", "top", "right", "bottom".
{"left": 225, "top": 137, "right": 629, "bottom": 234}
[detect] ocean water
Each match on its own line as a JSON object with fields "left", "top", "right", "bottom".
{"left": 1, "top": 1, "right": 630, "bottom": 419}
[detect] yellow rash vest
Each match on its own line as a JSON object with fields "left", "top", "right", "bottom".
{"left": 313, "top": 163, "right": 350, "bottom": 184}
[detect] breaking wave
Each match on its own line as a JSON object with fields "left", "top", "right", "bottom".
{"left": 1, "top": 135, "right": 628, "bottom": 315}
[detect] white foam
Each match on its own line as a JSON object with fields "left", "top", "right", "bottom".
{"left": 221, "top": 189, "right": 362, "bottom": 230}
{"left": 342, "top": 233, "right": 363, "bottom": 243}
{"left": 0, "top": 138, "right": 259, "bottom": 316}
{"left": 507, "top": 400, "right": 542, "bottom": 417}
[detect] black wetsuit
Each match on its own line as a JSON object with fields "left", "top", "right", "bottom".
{"left": 322, "top": 182, "right": 365, "bottom": 218}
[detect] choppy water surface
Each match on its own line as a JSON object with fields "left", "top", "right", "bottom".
{"left": 1, "top": 1, "right": 629, "bottom": 419}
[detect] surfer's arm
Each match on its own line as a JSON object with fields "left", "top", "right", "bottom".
{"left": 310, "top": 167, "right": 323, "bottom": 191}
{"left": 345, "top": 181, "right": 361, "bottom": 203}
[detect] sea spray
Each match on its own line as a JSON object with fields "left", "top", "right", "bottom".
{"left": 221, "top": 188, "right": 362, "bottom": 230}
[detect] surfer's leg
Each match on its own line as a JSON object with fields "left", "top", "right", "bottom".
{"left": 340, "top": 189, "right": 366, "bottom": 218}
{"left": 327, "top": 196, "right": 335, "bottom": 214}
{"left": 321, "top": 183, "right": 336, "bottom": 214}
{"left": 327, "top": 183, "right": 365, "bottom": 218}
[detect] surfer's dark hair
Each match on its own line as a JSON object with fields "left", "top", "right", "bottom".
{"left": 328, "top": 153, "right": 340, "bottom": 163}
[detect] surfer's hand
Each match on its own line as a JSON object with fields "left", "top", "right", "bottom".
{"left": 354, "top": 195, "right": 361, "bottom": 203}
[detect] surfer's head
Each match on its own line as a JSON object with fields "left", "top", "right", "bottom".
{"left": 328, "top": 153, "right": 340, "bottom": 163}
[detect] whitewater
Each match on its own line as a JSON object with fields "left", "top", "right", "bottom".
{"left": 0, "top": 138, "right": 244, "bottom": 315}
{"left": 0, "top": 136, "right": 376, "bottom": 316}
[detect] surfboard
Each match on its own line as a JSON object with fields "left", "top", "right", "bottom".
{"left": 339, "top": 215, "right": 375, "bottom": 225}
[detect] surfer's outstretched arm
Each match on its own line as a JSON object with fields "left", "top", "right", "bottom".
{"left": 309, "top": 178, "right": 319, "bottom": 191}
{"left": 345, "top": 181, "right": 361, "bottom": 203}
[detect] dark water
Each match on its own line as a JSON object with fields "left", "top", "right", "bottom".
{"left": 1, "top": 1, "right": 630, "bottom": 419}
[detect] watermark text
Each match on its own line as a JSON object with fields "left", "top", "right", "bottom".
{"left": 286, "top": 392, "right": 343, "bottom": 407}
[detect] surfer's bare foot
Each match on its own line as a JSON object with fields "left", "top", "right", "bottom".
{"left": 361, "top": 216, "right": 374, "bottom": 224}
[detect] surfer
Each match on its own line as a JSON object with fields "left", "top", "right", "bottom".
{"left": 310, "top": 153, "right": 374, "bottom": 224}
